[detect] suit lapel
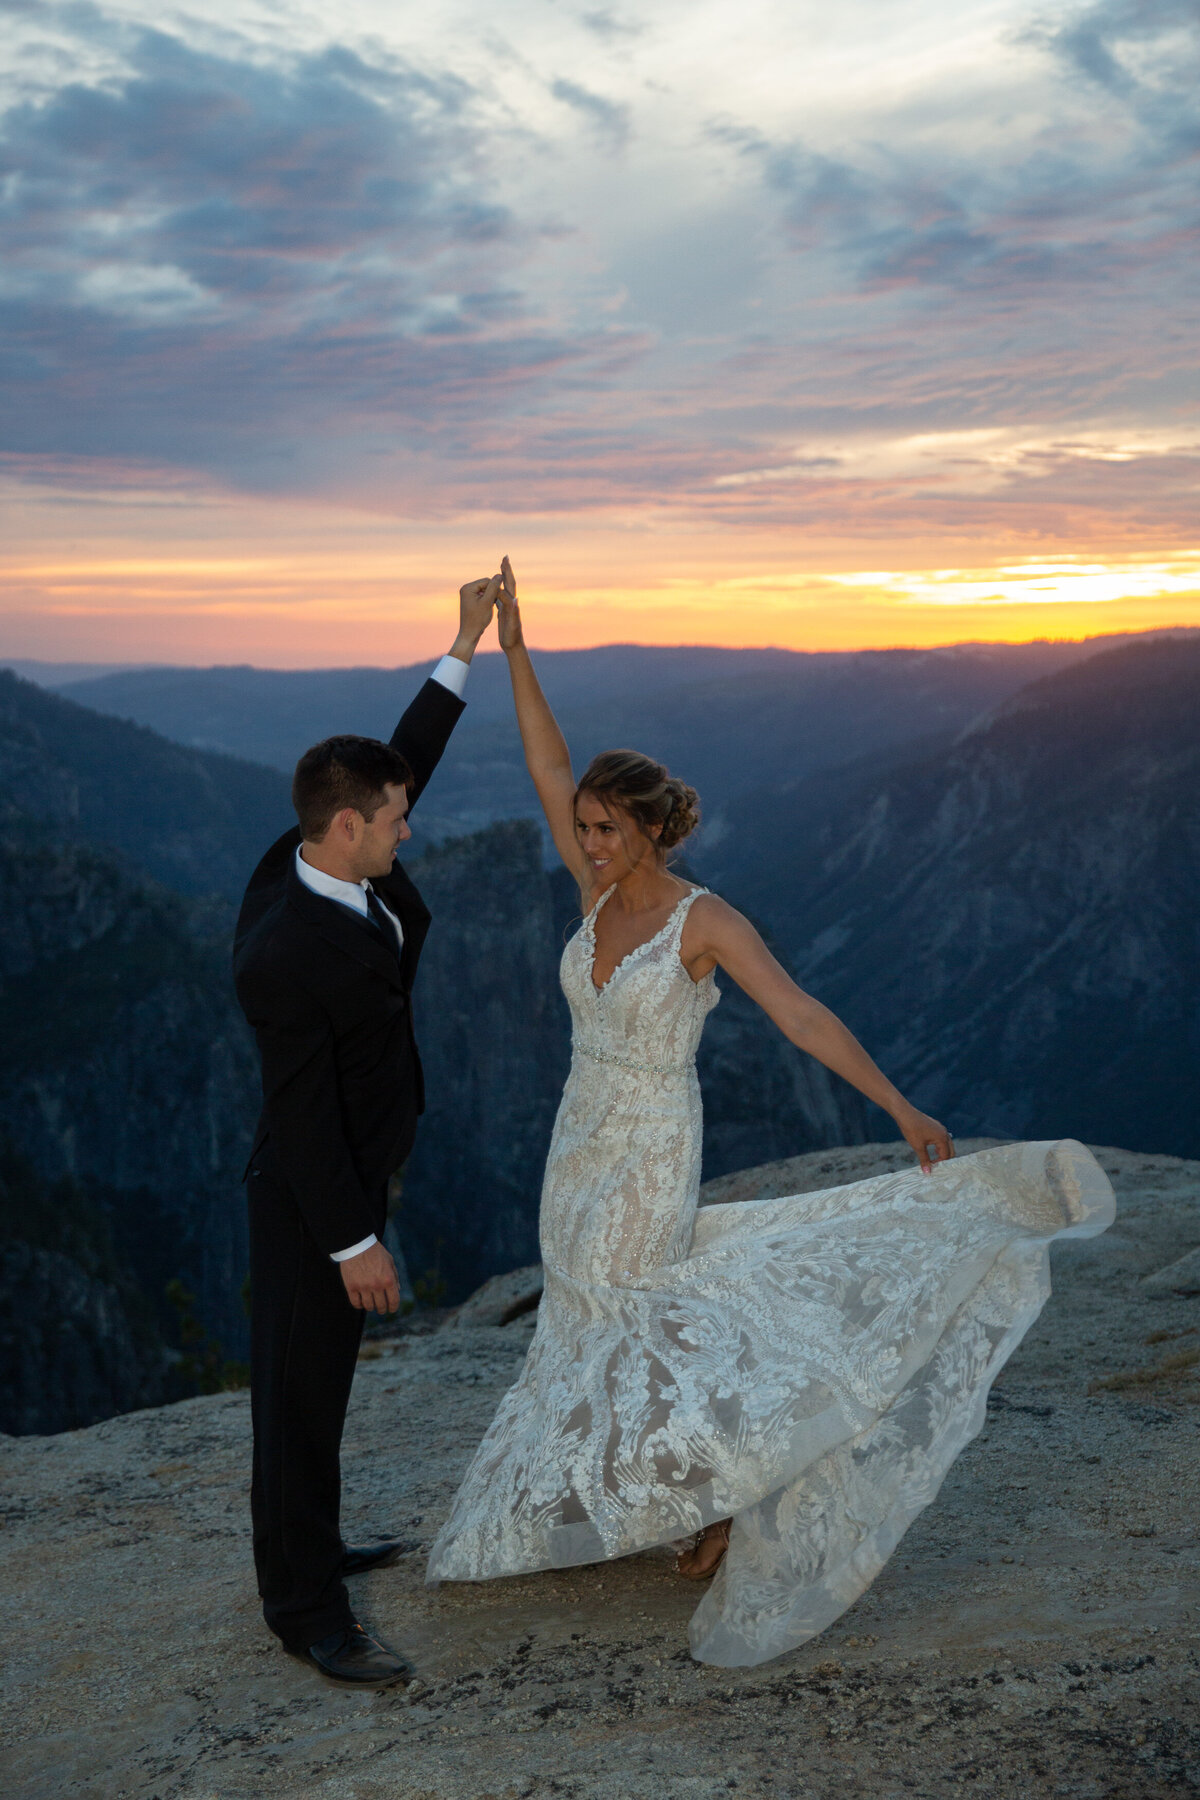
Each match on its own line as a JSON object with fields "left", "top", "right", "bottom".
{"left": 286, "top": 861, "right": 407, "bottom": 991}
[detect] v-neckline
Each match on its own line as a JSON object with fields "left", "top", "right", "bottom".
{"left": 586, "top": 885, "right": 699, "bottom": 995}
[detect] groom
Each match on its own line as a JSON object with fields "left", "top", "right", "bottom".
{"left": 233, "top": 574, "right": 500, "bottom": 1687}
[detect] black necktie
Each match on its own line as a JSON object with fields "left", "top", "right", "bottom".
{"left": 364, "top": 885, "right": 401, "bottom": 961}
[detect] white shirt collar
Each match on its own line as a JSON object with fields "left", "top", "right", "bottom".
{"left": 294, "top": 845, "right": 370, "bottom": 916}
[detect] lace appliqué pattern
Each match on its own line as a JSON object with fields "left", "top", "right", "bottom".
{"left": 426, "top": 886, "right": 1115, "bottom": 1667}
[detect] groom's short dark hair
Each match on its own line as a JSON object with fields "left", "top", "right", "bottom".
{"left": 292, "top": 735, "right": 414, "bottom": 841}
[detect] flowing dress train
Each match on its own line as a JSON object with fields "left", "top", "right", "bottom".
{"left": 427, "top": 887, "right": 1115, "bottom": 1666}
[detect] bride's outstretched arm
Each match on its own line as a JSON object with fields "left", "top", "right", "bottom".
{"left": 496, "top": 581, "right": 588, "bottom": 885}
{"left": 685, "top": 895, "right": 954, "bottom": 1172}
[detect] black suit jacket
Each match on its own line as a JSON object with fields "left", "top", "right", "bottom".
{"left": 233, "top": 677, "right": 465, "bottom": 1255}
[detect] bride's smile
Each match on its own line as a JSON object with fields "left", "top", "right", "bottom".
{"left": 574, "top": 792, "right": 651, "bottom": 888}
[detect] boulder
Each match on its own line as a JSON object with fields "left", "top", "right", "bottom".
{"left": 442, "top": 1262, "right": 544, "bottom": 1329}
{"left": 1141, "top": 1245, "right": 1200, "bottom": 1296}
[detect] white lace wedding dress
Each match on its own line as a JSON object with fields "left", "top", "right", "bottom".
{"left": 427, "top": 887, "right": 1115, "bottom": 1666}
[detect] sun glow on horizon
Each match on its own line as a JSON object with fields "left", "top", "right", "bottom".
{"left": 3, "top": 531, "right": 1199, "bottom": 666}
{"left": 825, "top": 556, "right": 1200, "bottom": 611}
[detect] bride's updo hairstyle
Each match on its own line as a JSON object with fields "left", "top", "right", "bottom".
{"left": 575, "top": 750, "right": 700, "bottom": 853}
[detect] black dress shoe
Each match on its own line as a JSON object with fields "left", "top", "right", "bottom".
{"left": 341, "top": 1537, "right": 415, "bottom": 1577}
{"left": 291, "top": 1622, "right": 413, "bottom": 1688}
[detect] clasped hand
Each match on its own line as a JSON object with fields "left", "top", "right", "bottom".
{"left": 453, "top": 572, "right": 505, "bottom": 656}
{"left": 455, "top": 562, "right": 522, "bottom": 655}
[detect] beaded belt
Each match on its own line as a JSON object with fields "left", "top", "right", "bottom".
{"left": 573, "top": 1041, "right": 691, "bottom": 1078}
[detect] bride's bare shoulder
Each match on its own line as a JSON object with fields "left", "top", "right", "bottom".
{"left": 686, "top": 887, "right": 736, "bottom": 914}
{"left": 681, "top": 890, "right": 748, "bottom": 941}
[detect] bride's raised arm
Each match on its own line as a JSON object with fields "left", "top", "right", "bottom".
{"left": 496, "top": 572, "right": 589, "bottom": 889}
{"left": 685, "top": 894, "right": 955, "bottom": 1174}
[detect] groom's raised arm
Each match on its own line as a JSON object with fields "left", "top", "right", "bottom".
{"left": 390, "top": 575, "right": 500, "bottom": 811}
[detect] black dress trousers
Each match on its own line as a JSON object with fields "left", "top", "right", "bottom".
{"left": 247, "top": 1144, "right": 378, "bottom": 1649}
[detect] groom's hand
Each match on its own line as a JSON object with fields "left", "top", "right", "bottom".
{"left": 340, "top": 1241, "right": 402, "bottom": 1314}
{"left": 450, "top": 574, "right": 502, "bottom": 663}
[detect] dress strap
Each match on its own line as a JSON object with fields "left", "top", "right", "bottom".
{"left": 668, "top": 886, "right": 710, "bottom": 945}
{"left": 583, "top": 885, "right": 615, "bottom": 929}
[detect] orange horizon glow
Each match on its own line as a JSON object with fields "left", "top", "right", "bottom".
{"left": 3, "top": 559, "right": 1199, "bottom": 667}
{"left": 3, "top": 488, "right": 1199, "bottom": 666}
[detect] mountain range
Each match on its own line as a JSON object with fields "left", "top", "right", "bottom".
{"left": 704, "top": 636, "right": 1200, "bottom": 1158}
{"left": 2, "top": 628, "right": 1196, "bottom": 1433}
{"left": 33, "top": 631, "right": 1194, "bottom": 846}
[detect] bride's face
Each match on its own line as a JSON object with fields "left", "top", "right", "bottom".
{"left": 575, "top": 790, "right": 660, "bottom": 886}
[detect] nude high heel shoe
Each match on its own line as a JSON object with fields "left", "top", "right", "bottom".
{"left": 675, "top": 1518, "right": 732, "bottom": 1580}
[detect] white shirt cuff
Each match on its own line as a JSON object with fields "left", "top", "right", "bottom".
{"left": 330, "top": 1233, "right": 378, "bottom": 1263}
{"left": 431, "top": 653, "right": 469, "bottom": 700}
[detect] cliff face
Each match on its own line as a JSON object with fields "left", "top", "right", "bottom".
{"left": 0, "top": 675, "right": 268, "bottom": 1428}
{"left": 710, "top": 639, "right": 1200, "bottom": 1156}
{"left": 394, "top": 823, "right": 572, "bottom": 1299}
{"left": 0, "top": 1148, "right": 168, "bottom": 1435}
{"left": 0, "top": 819, "right": 259, "bottom": 1430}
{"left": 394, "top": 823, "right": 869, "bottom": 1301}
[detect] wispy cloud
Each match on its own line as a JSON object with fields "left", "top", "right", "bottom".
{"left": 551, "top": 76, "right": 630, "bottom": 147}
{"left": 579, "top": 11, "right": 644, "bottom": 43}
{"left": 723, "top": 2, "right": 1199, "bottom": 307}
{"left": 0, "top": 16, "right": 642, "bottom": 490}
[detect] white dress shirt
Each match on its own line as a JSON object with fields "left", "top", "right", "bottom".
{"left": 293, "top": 652, "right": 470, "bottom": 1264}
{"left": 293, "top": 849, "right": 405, "bottom": 954}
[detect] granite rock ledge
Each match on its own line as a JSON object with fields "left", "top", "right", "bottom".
{"left": 1, "top": 1142, "right": 1198, "bottom": 1800}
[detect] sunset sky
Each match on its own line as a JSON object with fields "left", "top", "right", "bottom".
{"left": 2, "top": 0, "right": 1198, "bottom": 665}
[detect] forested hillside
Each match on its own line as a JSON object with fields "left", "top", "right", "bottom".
{"left": 0, "top": 826, "right": 257, "bottom": 1433}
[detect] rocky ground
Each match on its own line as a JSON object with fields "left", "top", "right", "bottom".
{"left": 2, "top": 1141, "right": 1198, "bottom": 1800}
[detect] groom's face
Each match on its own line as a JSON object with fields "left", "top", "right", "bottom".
{"left": 357, "top": 782, "right": 412, "bottom": 879}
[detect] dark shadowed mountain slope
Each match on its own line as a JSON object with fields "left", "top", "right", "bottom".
{"left": 0, "top": 820, "right": 260, "bottom": 1433}
{"left": 0, "top": 669, "right": 292, "bottom": 902}
{"left": 709, "top": 638, "right": 1200, "bottom": 1156}
{"left": 48, "top": 636, "right": 1174, "bottom": 846}
{"left": 0, "top": 1141, "right": 171, "bottom": 1436}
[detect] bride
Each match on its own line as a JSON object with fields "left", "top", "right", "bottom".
{"left": 427, "top": 568, "right": 1115, "bottom": 1667}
